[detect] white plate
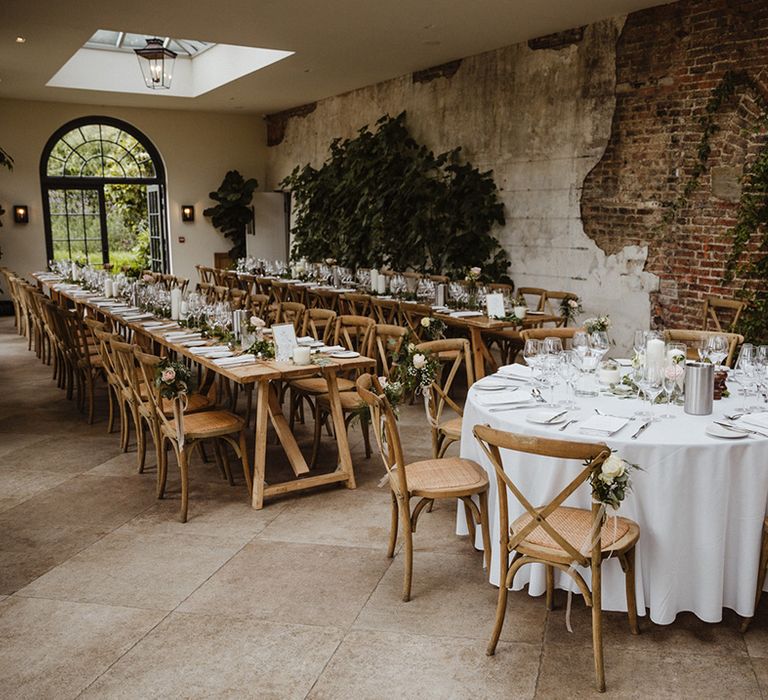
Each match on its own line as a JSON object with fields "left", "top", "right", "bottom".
{"left": 330, "top": 351, "right": 360, "bottom": 359}
{"left": 705, "top": 424, "right": 748, "bottom": 439}
{"left": 526, "top": 410, "right": 568, "bottom": 425}
{"left": 183, "top": 340, "right": 210, "bottom": 347}
{"left": 474, "top": 384, "right": 508, "bottom": 392}
{"left": 205, "top": 351, "right": 235, "bottom": 359}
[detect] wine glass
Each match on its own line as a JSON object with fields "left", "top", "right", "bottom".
{"left": 660, "top": 359, "right": 680, "bottom": 419}
{"left": 543, "top": 337, "right": 564, "bottom": 356}
{"left": 557, "top": 350, "right": 579, "bottom": 408}
{"left": 707, "top": 335, "right": 729, "bottom": 367}
{"left": 572, "top": 331, "right": 589, "bottom": 359}
{"left": 639, "top": 365, "right": 664, "bottom": 421}
{"left": 523, "top": 339, "right": 541, "bottom": 368}
{"left": 590, "top": 331, "right": 610, "bottom": 362}
{"left": 697, "top": 334, "right": 711, "bottom": 362}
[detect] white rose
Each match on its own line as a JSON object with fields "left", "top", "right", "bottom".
{"left": 470, "top": 266, "right": 482, "bottom": 276}
{"left": 421, "top": 317, "right": 431, "bottom": 328}
{"left": 412, "top": 353, "right": 426, "bottom": 369}
{"left": 601, "top": 454, "right": 626, "bottom": 481}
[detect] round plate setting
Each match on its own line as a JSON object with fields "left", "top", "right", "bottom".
{"left": 526, "top": 410, "right": 568, "bottom": 425}
{"left": 705, "top": 424, "right": 748, "bottom": 439}
{"left": 330, "top": 350, "right": 360, "bottom": 359}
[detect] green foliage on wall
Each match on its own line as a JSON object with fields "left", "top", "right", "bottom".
{"left": 203, "top": 170, "right": 258, "bottom": 259}
{"left": 669, "top": 70, "right": 768, "bottom": 343}
{"left": 280, "top": 113, "right": 509, "bottom": 280}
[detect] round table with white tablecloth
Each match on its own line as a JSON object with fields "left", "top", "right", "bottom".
{"left": 456, "top": 375, "right": 768, "bottom": 624}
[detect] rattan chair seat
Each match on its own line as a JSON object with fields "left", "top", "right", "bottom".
{"left": 161, "top": 392, "right": 212, "bottom": 416}
{"left": 404, "top": 457, "right": 488, "bottom": 497}
{"left": 439, "top": 416, "right": 463, "bottom": 438}
{"left": 170, "top": 410, "right": 245, "bottom": 439}
{"left": 512, "top": 505, "right": 638, "bottom": 557}
{"left": 316, "top": 391, "right": 366, "bottom": 410}
{"left": 289, "top": 377, "right": 355, "bottom": 394}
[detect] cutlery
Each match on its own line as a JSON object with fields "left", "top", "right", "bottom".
{"left": 530, "top": 388, "right": 546, "bottom": 403}
{"left": 559, "top": 419, "right": 578, "bottom": 432}
{"left": 488, "top": 402, "right": 538, "bottom": 413}
{"left": 545, "top": 410, "right": 569, "bottom": 424}
{"left": 631, "top": 421, "right": 651, "bottom": 440}
{"left": 713, "top": 421, "right": 768, "bottom": 438}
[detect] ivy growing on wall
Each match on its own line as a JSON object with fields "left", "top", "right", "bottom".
{"left": 280, "top": 112, "right": 509, "bottom": 280}
{"left": 666, "top": 70, "right": 768, "bottom": 343}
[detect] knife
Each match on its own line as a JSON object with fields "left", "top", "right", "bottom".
{"left": 546, "top": 409, "right": 569, "bottom": 424}
{"left": 631, "top": 421, "right": 651, "bottom": 440}
{"left": 488, "top": 402, "right": 538, "bottom": 413}
{"left": 713, "top": 421, "right": 768, "bottom": 438}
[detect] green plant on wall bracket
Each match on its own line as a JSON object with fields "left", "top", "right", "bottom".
{"left": 203, "top": 170, "right": 258, "bottom": 259}
{"left": 665, "top": 70, "right": 768, "bottom": 343}
{"left": 280, "top": 112, "right": 509, "bottom": 281}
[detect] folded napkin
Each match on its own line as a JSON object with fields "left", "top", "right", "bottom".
{"left": 431, "top": 305, "right": 450, "bottom": 313}
{"left": 319, "top": 345, "right": 345, "bottom": 353}
{"left": 474, "top": 391, "right": 531, "bottom": 407}
{"left": 296, "top": 336, "right": 316, "bottom": 346}
{"left": 579, "top": 415, "right": 629, "bottom": 436}
{"left": 527, "top": 310, "right": 546, "bottom": 315}
{"left": 741, "top": 412, "right": 768, "bottom": 430}
{"left": 165, "top": 331, "right": 201, "bottom": 340}
{"left": 213, "top": 354, "right": 256, "bottom": 367}
{"left": 449, "top": 310, "right": 483, "bottom": 318}
{"left": 496, "top": 364, "right": 533, "bottom": 380}
{"left": 189, "top": 345, "right": 228, "bottom": 355}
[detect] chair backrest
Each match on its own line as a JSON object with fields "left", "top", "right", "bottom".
{"left": 428, "top": 274, "right": 450, "bottom": 284}
{"left": 341, "top": 292, "right": 371, "bottom": 317}
{"left": 414, "top": 338, "right": 474, "bottom": 425}
{"left": 133, "top": 346, "right": 181, "bottom": 441}
{"left": 302, "top": 308, "right": 337, "bottom": 344}
{"left": 335, "top": 314, "right": 375, "bottom": 354}
{"left": 488, "top": 282, "right": 514, "bottom": 294}
{"left": 400, "top": 302, "right": 434, "bottom": 339}
{"left": 372, "top": 324, "right": 408, "bottom": 377}
{"left": 307, "top": 287, "right": 338, "bottom": 311}
{"left": 517, "top": 287, "right": 547, "bottom": 312}
{"left": 370, "top": 296, "right": 400, "bottom": 325}
{"left": 93, "top": 329, "right": 120, "bottom": 383}
{"left": 519, "top": 327, "right": 586, "bottom": 348}
{"left": 663, "top": 328, "right": 744, "bottom": 367}
{"left": 356, "top": 373, "right": 408, "bottom": 496}
{"left": 228, "top": 288, "right": 248, "bottom": 310}
{"left": 109, "top": 337, "right": 139, "bottom": 402}
{"left": 543, "top": 291, "right": 579, "bottom": 325}
{"left": 473, "top": 424, "right": 611, "bottom": 567}
{"left": 196, "top": 265, "right": 213, "bottom": 284}
{"left": 198, "top": 282, "right": 215, "bottom": 303}
{"left": 702, "top": 296, "right": 747, "bottom": 333}
{"left": 271, "top": 280, "right": 290, "bottom": 304}
{"left": 275, "top": 301, "right": 306, "bottom": 330}
{"left": 249, "top": 293, "right": 271, "bottom": 321}
{"left": 212, "top": 285, "right": 229, "bottom": 303}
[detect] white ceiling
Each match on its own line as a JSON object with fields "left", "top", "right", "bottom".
{"left": 1, "top": 0, "right": 670, "bottom": 115}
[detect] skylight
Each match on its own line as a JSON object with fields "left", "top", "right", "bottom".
{"left": 47, "top": 29, "right": 293, "bottom": 98}
{"left": 85, "top": 31, "right": 215, "bottom": 58}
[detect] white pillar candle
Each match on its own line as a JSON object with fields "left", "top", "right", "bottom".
{"left": 436, "top": 283, "right": 446, "bottom": 307}
{"left": 646, "top": 338, "right": 665, "bottom": 373}
{"left": 180, "top": 301, "right": 189, "bottom": 320}
{"left": 377, "top": 275, "right": 387, "bottom": 295}
{"left": 370, "top": 269, "right": 379, "bottom": 292}
{"left": 293, "top": 346, "right": 311, "bottom": 365}
{"left": 170, "top": 287, "right": 182, "bottom": 321}
{"left": 103, "top": 278, "right": 113, "bottom": 298}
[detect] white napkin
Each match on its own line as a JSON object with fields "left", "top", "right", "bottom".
{"left": 741, "top": 413, "right": 768, "bottom": 430}
{"left": 297, "top": 336, "right": 316, "bottom": 346}
{"left": 213, "top": 354, "right": 257, "bottom": 367}
{"left": 449, "top": 310, "right": 483, "bottom": 318}
{"left": 496, "top": 364, "right": 533, "bottom": 380}
{"left": 165, "top": 331, "right": 201, "bottom": 340}
{"left": 579, "top": 415, "right": 629, "bottom": 436}
{"left": 189, "top": 345, "right": 228, "bottom": 355}
{"left": 474, "top": 391, "right": 531, "bottom": 407}
{"left": 319, "top": 345, "right": 345, "bottom": 353}
{"left": 122, "top": 313, "right": 153, "bottom": 321}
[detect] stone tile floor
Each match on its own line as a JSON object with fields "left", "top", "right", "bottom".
{"left": 1, "top": 315, "right": 767, "bottom": 698}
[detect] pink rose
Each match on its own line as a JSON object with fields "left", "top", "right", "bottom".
{"left": 142, "top": 273, "right": 154, "bottom": 283}
{"left": 161, "top": 367, "right": 176, "bottom": 383}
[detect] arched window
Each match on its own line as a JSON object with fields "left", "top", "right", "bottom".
{"left": 40, "top": 116, "right": 169, "bottom": 272}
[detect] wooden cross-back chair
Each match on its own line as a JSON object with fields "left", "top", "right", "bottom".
{"left": 249, "top": 293, "right": 271, "bottom": 323}
{"left": 414, "top": 338, "right": 474, "bottom": 459}
{"left": 92, "top": 329, "right": 124, "bottom": 438}
{"left": 702, "top": 296, "right": 747, "bottom": 333}
{"left": 400, "top": 302, "right": 434, "bottom": 341}
{"left": 370, "top": 296, "right": 400, "bottom": 325}
{"left": 196, "top": 265, "right": 214, "bottom": 285}
{"left": 371, "top": 324, "right": 408, "bottom": 377}
{"left": 357, "top": 373, "right": 491, "bottom": 601}
{"left": 210, "top": 268, "right": 228, "bottom": 287}
{"left": 341, "top": 292, "right": 372, "bottom": 317}
{"left": 228, "top": 288, "right": 248, "bottom": 310}
{"left": 62, "top": 308, "right": 104, "bottom": 424}
{"left": 134, "top": 347, "right": 251, "bottom": 523}
{"left": 237, "top": 273, "right": 258, "bottom": 297}
{"left": 663, "top": 329, "right": 743, "bottom": 367}
{"left": 307, "top": 287, "right": 339, "bottom": 312}
{"left": 197, "top": 282, "right": 215, "bottom": 304}
{"left": 275, "top": 301, "right": 306, "bottom": 331}
{"left": 335, "top": 314, "right": 375, "bottom": 354}
{"left": 472, "top": 425, "right": 640, "bottom": 693}
{"left": 544, "top": 291, "right": 579, "bottom": 327}
{"left": 517, "top": 287, "right": 548, "bottom": 312}
{"left": 302, "top": 308, "right": 337, "bottom": 345}
{"left": 108, "top": 338, "right": 141, "bottom": 454}
{"left": 270, "top": 279, "right": 290, "bottom": 305}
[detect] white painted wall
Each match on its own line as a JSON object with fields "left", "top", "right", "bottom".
{"left": 0, "top": 98, "right": 265, "bottom": 295}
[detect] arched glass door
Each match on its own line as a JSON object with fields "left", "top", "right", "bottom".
{"left": 40, "top": 116, "right": 169, "bottom": 272}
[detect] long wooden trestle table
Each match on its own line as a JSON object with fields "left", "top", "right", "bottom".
{"left": 36, "top": 276, "right": 375, "bottom": 510}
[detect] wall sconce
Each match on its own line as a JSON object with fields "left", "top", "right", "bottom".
{"left": 181, "top": 205, "right": 195, "bottom": 222}
{"left": 13, "top": 205, "right": 29, "bottom": 224}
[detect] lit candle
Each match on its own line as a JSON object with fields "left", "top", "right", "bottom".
{"left": 646, "top": 338, "right": 665, "bottom": 374}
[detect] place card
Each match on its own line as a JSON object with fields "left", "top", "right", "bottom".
{"left": 272, "top": 322, "right": 298, "bottom": 361}
{"left": 485, "top": 293, "right": 505, "bottom": 319}
{"left": 578, "top": 415, "right": 629, "bottom": 436}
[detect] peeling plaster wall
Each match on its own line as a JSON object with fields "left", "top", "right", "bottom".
{"left": 265, "top": 18, "right": 658, "bottom": 352}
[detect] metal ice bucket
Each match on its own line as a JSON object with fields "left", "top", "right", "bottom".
{"left": 684, "top": 362, "right": 713, "bottom": 415}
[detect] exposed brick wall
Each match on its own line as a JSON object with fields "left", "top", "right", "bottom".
{"left": 581, "top": 0, "right": 768, "bottom": 329}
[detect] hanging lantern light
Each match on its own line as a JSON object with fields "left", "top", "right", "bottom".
{"left": 134, "top": 38, "right": 177, "bottom": 90}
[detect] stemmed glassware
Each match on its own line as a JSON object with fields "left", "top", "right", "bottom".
{"left": 660, "top": 356, "right": 679, "bottom": 419}
{"left": 638, "top": 365, "right": 664, "bottom": 421}
{"left": 557, "top": 350, "right": 579, "bottom": 408}
{"left": 706, "top": 335, "right": 729, "bottom": 367}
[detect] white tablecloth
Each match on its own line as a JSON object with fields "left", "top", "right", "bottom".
{"left": 457, "top": 379, "right": 768, "bottom": 624}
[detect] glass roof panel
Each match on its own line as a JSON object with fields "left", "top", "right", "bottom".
{"left": 86, "top": 30, "right": 214, "bottom": 57}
